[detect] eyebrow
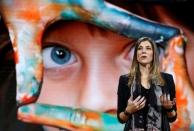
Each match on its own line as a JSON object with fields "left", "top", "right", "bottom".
{"left": 86, "top": 23, "right": 110, "bottom": 37}
{"left": 139, "top": 44, "right": 151, "bottom": 47}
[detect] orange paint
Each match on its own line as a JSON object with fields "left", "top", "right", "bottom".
{"left": 36, "top": 30, "right": 43, "bottom": 46}
{"left": 17, "top": 6, "right": 40, "bottom": 22}
{"left": 84, "top": 111, "right": 100, "bottom": 120}
{"left": 14, "top": 51, "right": 19, "bottom": 64}
{"left": 44, "top": 4, "right": 66, "bottom": 12}
{"left": 163, "top": 36, "right": 192, "bottom": 130}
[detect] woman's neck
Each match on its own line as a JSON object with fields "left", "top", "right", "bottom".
{"left": 139, "top": 64, "right": 151, "bottom": 89}
{"left": 139, "top": 64, "right": 150, "bottom": 77}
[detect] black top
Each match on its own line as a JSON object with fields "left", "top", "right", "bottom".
{"left": 117, "top": 72, "right": 177, "bottom": 131}
{"left": 138, "top": 85, "right": 150, "bottom": 129}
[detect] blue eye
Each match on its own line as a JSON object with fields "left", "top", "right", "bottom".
{"left": 43, "top": 46, "right": 76, "bottom": 68}
{"left": 51, "top": 46, "right": 71, "bottom": 64}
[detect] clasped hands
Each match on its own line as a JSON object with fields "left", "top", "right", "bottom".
{"left": 125, "top": 94, "right": 176, "bottom": 114}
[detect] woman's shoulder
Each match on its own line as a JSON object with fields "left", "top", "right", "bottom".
{"left": 120, "top": 73, "right": 129, "bottom": 77}
{"left": 160, "top": 72, "right": 173, "bottom": 78}
{"left": 119, "top": 74, "right": 129, "bottom": 80}
{"left": 118, "top": 74, "right": 129, "bottom": 92}
{"left": 118, "top": 74, "right": 129, "bottom": 86}
{"left": 160, "top": 72, "right": 174, "bottom": 84}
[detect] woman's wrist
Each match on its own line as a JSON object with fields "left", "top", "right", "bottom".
{"left": 124, "top": 110, "right": 131, "bottom": 116}
{"left": 165, "top": 107, "right": 174, "bottom": 112}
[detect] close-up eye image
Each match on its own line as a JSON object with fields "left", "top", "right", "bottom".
{"left": 42, "top": 45, "right": 76, "bottom": 68}
{"left": 0, "top": 0, "right": 193, "bottom": 131}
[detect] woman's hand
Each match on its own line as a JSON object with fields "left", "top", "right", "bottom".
{"left": 160, "top": 93, "right": 176, "bottom": 110}
{"left": 125, "top": 95, "right": 146, "bottom": 114}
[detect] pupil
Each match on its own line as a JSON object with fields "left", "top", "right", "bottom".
{"left": 51, "top": 46, "right": 71, "bottom": 64}
{"left": 56, "top": 49, "right": 65, "bottom": 59}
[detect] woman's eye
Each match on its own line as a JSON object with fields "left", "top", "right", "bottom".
{"left": 137, "top": 47, "right": 142, "bottom": 50}
{"left": 126, "top": 45, "right": 164, "bottom": 60}
{"left": 42, "top": 46, "right": 76, "bottom": 69}
{"left": 147, "top": 47, "right": 152, "bottom": 50}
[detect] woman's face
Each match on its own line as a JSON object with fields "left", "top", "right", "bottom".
{"left": 136, "top": 40, "right": 153, "bottom": 66}
{"left": 37, "top": 21, "right": 134, "bottom": 113}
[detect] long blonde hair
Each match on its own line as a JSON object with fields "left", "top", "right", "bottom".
{"left": 128, "top": 37, "right": 165, "bottom": 86}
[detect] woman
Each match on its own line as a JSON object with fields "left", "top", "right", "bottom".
{"left": 117, "top": 37, "right": 177, "bottom": 131}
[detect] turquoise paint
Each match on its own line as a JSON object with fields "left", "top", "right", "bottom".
{"left": 61, "top": 8, "right": 81, "bottom": 20}
{"left": 20, "top": 105, "right": 30, "bottom": 113}
{"left": 101, "top": 113, "right": 124, "bottom": 130}
{"left": 52, "top": 0, "right": 69, "bottom": 3}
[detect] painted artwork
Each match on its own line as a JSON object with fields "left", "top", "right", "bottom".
{"left": 0, "top": 0, "right": 193, "bottom": 130}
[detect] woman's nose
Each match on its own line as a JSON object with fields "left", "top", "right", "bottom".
{"left": 78, "top": 62, "right": 117, "bottom": 112}
{"left": 142, "top": 48, "right": 147, "bottom": 53}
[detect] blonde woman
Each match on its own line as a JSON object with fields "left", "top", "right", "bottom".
{"left": 117, "top": 37, "right": 177, "bottom": 131}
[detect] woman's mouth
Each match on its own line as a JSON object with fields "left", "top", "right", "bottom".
{"left": 140, "top": 55, "right": 147, "bottom": 59}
